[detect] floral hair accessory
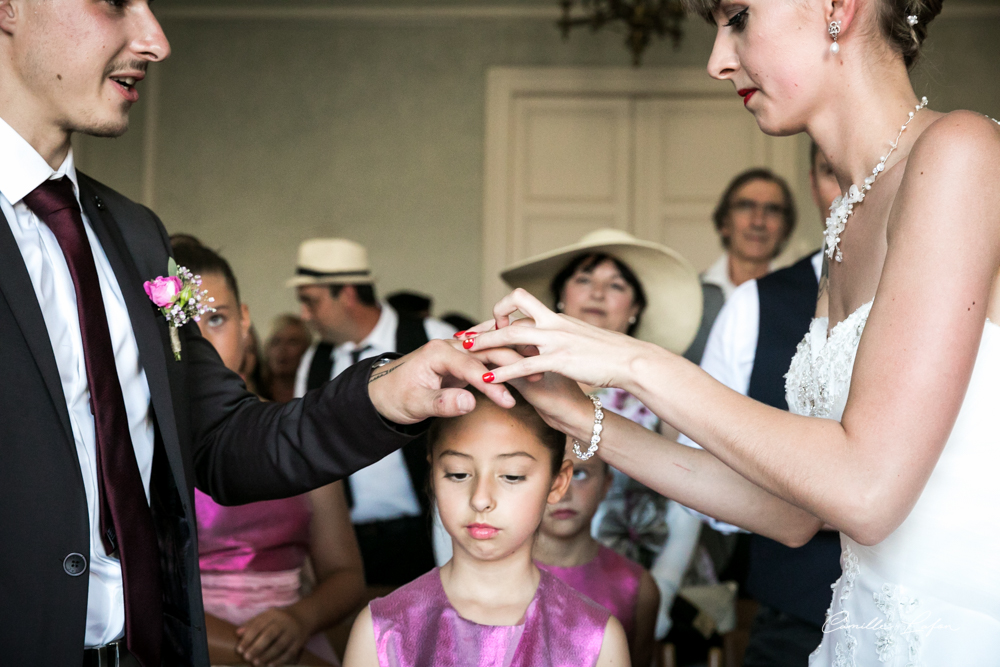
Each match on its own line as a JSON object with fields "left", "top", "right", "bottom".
{"left": 144, "top": 258, "right": 215, "bottom": 361}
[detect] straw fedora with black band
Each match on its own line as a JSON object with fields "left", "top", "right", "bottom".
{"left": 286, "top": 238, "right": 375, "bottom": 288}
{"left": 500, "top": 229, "right": 703, "bottom": 354}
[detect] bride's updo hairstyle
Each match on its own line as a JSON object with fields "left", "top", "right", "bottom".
{"left": 682, "top": 0, "right": 943, "bottom": 68}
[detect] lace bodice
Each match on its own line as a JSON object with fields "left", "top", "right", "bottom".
{"left": 784, "top": 300, "right": 1000, "bottom": 664}
{"left": 785, "top": 301, "right": 873, "bottom": 420}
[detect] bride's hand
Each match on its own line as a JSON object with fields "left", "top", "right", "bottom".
{"left": 465, "top": 288, "right": 651, "bottom": 391}
{"left": 470, "top": 346, "right": 595, "bottom": 440}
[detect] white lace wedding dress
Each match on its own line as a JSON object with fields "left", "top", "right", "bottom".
{"left": 785, "top": 301, "right": 1000, "bottom": 665}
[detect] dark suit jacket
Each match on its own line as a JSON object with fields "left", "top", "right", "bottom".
{"left": 0, "top": 173, "right": 418, "bottom": 666}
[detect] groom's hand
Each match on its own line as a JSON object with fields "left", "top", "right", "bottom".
{"left": 367, "top": 340, "right": 515, "bottom": 424}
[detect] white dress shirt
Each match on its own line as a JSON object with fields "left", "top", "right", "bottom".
{"left": 679, "top": 252, "right": 822, "bottom": 533}
{"left": 294, "top": 302, "right": 455, "bottom": 524}
{"left": 701, "top": 252, "right": 777, "bottom": 302}
{"left": 0, "top": 117, "right": 155, "bottom": 647}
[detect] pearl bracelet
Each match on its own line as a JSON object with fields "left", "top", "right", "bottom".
{"left": 572, "top": 395, "right": 604, "bottom": 461}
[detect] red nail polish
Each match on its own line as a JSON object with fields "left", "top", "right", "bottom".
{"left": 453, "top": 331, "right": 466, "bottom": 338}
{"left": 483, "top": 372, "right": 495, "bottom": 383}
{"left": 463, "top": 338, "right": 475, "bottom": 350}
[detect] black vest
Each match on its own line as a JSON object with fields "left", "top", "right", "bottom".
{"left": 306, "top": 315, "right": 431, "bottom": 516}
{"left": 744, "top": 253, "right": 843, "bottom": 628}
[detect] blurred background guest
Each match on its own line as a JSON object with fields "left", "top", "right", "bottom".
{"left": 289, "top": 238, "right": 456, "bottom": 587}
{"left": 501, "top": 228, "right": 712, "bottom": 653}
{"left": 684, "top": 170, "right": 798, "bottom": 366}
{"left": 261, "top": 314, "right": 313, "bottom": 402}
{"left": 173, "top": 239, "right": 364, "bottom": 666}
{"left": 704, "top": 169, "right": 796, "bottom": 300}
{"left": 679, "top": 144, "right": 843, "bottom": 667}
{"left": 679, "top": 170, "right": 799, "bottom": 624}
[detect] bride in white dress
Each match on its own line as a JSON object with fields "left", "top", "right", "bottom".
{"left": 462, "top": 0, "right": 1000, "bottom": 663}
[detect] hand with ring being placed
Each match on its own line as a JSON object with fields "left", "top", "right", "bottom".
{"left": 460, "top": 288, "right": 657, "bottom": 394}
{"left": 366, "top": 339, "right": 515, "bottom": 425}
{"left": 469, "top": 345, "right": 595, "bottom": 442}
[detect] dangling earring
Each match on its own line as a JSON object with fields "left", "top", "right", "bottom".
{"left": 828, "top": 20, "right": 842, "bottom": 54}
{"left": 556, "top": 301, "right": 565, "bottom": 312}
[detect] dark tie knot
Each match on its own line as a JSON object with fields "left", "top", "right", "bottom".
{"left": 21, "top": 176, "right": 79, "bottom": 219}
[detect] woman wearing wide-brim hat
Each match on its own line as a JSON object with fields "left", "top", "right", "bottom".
{"left": 500, "top": 228, "right": 702, "bottom": 355}
{"left": 503, "top": 229, "right": 710, "bottom": 657}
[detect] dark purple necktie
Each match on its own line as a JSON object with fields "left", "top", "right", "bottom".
{"left": 23, "top": 177, "right": 162, "bottom": 667}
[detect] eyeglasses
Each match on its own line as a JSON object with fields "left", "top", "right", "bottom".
{"left": 729, "top": 199, "right": 788, "bottom": 222}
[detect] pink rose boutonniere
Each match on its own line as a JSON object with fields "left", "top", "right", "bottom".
{"left": 144, "top": 258, "right": 215, "bottom": 361}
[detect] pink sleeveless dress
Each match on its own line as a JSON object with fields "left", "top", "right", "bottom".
{"left": 195, "top": 489, "right": 339, "bottom": 664}
{"left": 370, "top": 567, "right": 610, "bottom": 667}
{"left": 536, "top": 545, "right": 644, "bottom": 638}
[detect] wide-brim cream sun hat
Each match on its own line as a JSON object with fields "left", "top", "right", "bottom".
{"left": 501, "top": 228, "right": 703, "bottom": 354}
{"left": 286, "top": 238, "right": 375, "bottom": 288}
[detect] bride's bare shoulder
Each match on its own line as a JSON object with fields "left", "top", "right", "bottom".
{"left": 908, "top": 110, "right": 1000, "bottom": 175}
{"left": 895, "top": 109, "right": 1000, "bottom": 245}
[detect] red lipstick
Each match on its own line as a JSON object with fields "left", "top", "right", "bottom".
{"left": 738, "top": 88, "right": 757, "bottom": 106}
{"left": 467, "top": 523, "right": 499, "bottom": 539}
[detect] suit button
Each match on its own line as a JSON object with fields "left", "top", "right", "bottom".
{"left": 63, "top": 553, "right": 87, "bottom": 577}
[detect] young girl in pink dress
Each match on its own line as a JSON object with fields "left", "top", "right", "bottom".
{"left": 535, "top": 446, "right": 659, "bottom": 667}
{"left": 342, "top": 388, "right": 630, "bottom": 667}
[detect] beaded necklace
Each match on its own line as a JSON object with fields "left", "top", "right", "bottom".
{"left": 824, "top": 97, "right": 928, "bottom": 262}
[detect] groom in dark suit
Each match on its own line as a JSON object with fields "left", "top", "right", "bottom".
{"left": 0, "top": 2, "right": 506, "bottom": 666}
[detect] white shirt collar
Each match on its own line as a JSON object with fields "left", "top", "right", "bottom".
{"left": 335, "top": 301, "right": 398, "bottom": 355}
{"left": 0, "top": 115, "right": 79, "bottom": 207}
{"left": 810, "top": 250, "right": 824, "bottom": 282}
{"left": 702, "top": 252, "right": 737, "bottom": 299}
{"left": 702, "top": 252, "right": 779, "bottom": 300}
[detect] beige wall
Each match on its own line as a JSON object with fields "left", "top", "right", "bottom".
{"left": 76, "top": 1, "right": 1000, "bottom": 329}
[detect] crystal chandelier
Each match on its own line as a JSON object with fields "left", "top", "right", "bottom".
{"left": 558, "top": 0, "right": 686, "bottom": 67}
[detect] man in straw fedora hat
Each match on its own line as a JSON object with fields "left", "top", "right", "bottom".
{"left": 289, "top": 238, "right": 456, "bottom": 587}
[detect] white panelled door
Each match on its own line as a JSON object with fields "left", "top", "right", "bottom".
{"left": 634, "top": 97, "right": 798, "bottom": 273}
{"left": 482, "top": 68, "right": 814, "bottom": 316}
{"left": 511, "top": 97, "right": 634, "bottom": 260}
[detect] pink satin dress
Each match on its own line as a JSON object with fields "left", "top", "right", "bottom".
{"left": 195, "top": 489, "right": 339, "bottom": 664}
{"left": 369, "top": 567, "right": 610, "bottom": 667}
{"left": 536, "top": 545, "right": 644, "bottom": 638}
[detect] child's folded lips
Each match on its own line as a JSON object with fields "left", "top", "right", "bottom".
{"left": 550, "top": 508, "right": 578, "bottom": 520}
{"left": 466, "top": 523, "right": 500, "bottom": 539}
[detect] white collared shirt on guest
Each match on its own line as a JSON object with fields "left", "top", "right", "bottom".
{"left": 701, "top": 251, "right": 777, "bottom": 302}
{"left": 679, "top": 251, "right": 822, "bottom": 533}
{"left": 294, "top": 302, "right": 456, "bottom": 524}
{"left": 0, "top": 117, "right": 154, "bottom": 647}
